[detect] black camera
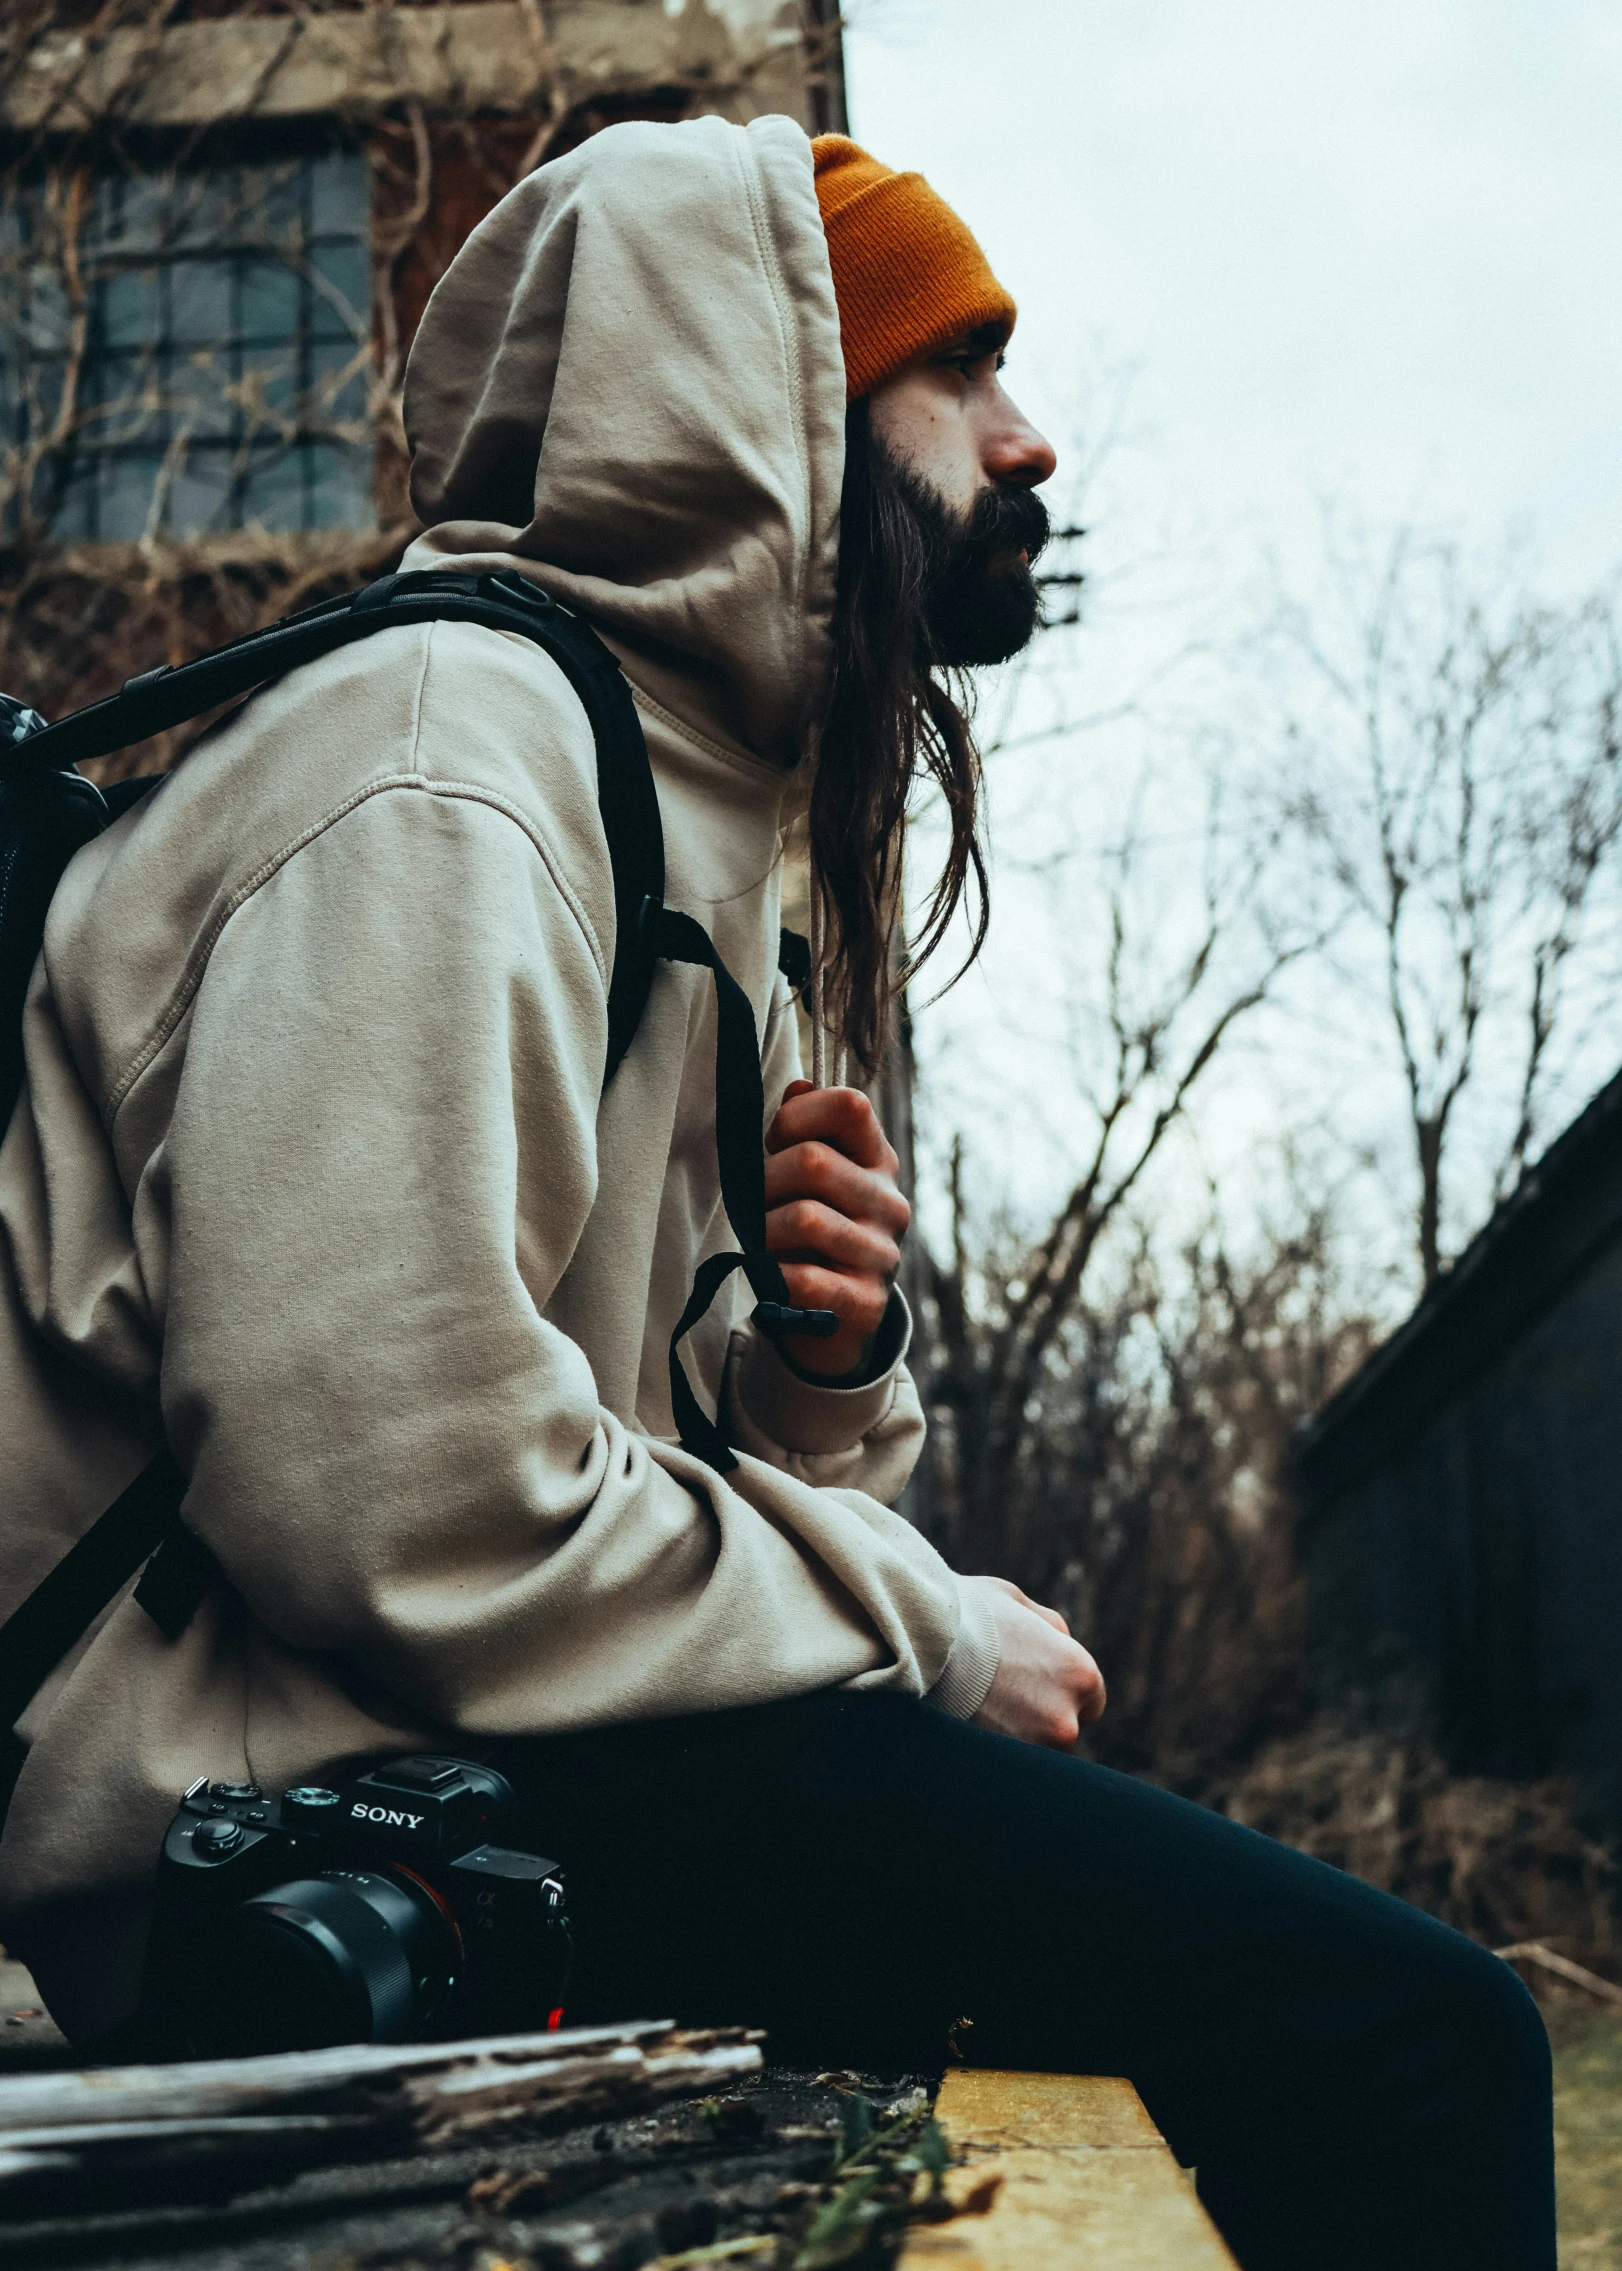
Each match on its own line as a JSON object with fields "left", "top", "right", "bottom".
{"left": 140, "top": 1755, "right": 572, "bottom": 2058}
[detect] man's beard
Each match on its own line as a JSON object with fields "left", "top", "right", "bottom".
{"left": 880, "top": 445, "right": 1051, "bottom": 667}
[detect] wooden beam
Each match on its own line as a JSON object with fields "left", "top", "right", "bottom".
{"left": 0, "top": 2019, "right": 761, "bottom": 2211}
{"left": 902, "top": 2070, "right": 1240, "bottom": 2271}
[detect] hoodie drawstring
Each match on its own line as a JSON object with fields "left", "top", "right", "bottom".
{"left": 806, "top": 867, "right": 847, "bottom": 1091}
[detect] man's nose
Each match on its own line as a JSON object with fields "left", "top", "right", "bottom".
{"left": 983, "top": 391, "right": 1058, "bottom": 489}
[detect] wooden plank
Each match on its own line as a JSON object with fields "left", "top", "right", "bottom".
{"left": 0, "top": 2018, "right": 682, "bottom": 2130}
{"left": 902, "top": 2070, "right": 1239, "bottom": 2271}
{"left": 0, "top": 2019, "right": 762, "bottom": 2213}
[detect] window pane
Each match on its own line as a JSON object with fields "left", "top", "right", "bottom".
{"left": 102, "top": 266, "right": 163, "bottom": 348}
{"left": 49, "top": 461, "right": 96, "bottom": 541}
{"left": 5, "top": 354, "right": 59, "bottom": 434}
{"left": 98, "top": 453, "right": 164, "bottom": 542}
{"left": 168, "top": 348, "right": 234, "bottom": 439}
{"left": 243, "top": 348, "right": 299, "bottom": 429}
{"left": 89, "top": 354, "right": 166, "bottom": 442}
{"left": 166, "top": 448, "right": 235, "bottom": 536}
{"left": 309, "top": 341, "right": 369, "bottom": 429}
{"left": 241, "top": 161, "right": 305, "bottom": 246}
{"left": 22, "top": 269, "right": 73, "bottom": 356}
{"left": 309, "top": 239, "right": 369, "bottom": 339}
{"left": 89, "top": 363, "right": 166, "bottom": 450}
{"left": 239, "top": 257, "right": 299, "bottom": 344}
{"left": 308, "top": 441, "right": 372, "bottom": 532}
{"left": 88, "top": 174, "right": 164, "bottom": 256}
{"left": 170, "top": 259, "right": 233, "bottom": 347}
{"left": 241, "top": 442, "right": 304, "bottom": 532}
{"left": 22, "top": 146, "right": 374, "bottom": 538}
{"left": 309, "top": 150, "right": 367, "bottom": 239}
{"left": 167, "top": 168, "right": 239, "bottom": 255}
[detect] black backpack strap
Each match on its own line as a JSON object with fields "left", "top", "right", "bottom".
{"left": 0, "top": 1451, "right": 186, "bottom": 1737}
{"left": 642, "top": 900, "right": 836, "bottom": 1474}
{"left": 5, "top": 569, "right": 664, "bottom": 1096}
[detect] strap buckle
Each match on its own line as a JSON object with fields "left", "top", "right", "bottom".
{"left": 751, "top": 1301, "right": 839, "bottom": 1340}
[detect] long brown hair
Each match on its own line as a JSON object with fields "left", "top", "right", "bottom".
{"left": 809, "top": 400, "right": 990, "bottom": 1074}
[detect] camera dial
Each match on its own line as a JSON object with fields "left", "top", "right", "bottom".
{"left": 284, "top": 1785, "right": 343, "bottom": 1830}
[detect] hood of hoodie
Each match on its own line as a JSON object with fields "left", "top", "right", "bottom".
{"left": 402, "top": 114, "right": 846, "bottom": 775}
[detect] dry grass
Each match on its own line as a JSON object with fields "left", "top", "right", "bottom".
{"left": 1217, "top": 1720, "right": 1619, "bottom": 1951}
{"left": 1543, "top": 1991, "right": 1622, "bottom": 2269}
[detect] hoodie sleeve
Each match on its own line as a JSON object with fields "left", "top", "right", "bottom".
{"left": 157, "top": 770, "right": 998, "bottom": 1735}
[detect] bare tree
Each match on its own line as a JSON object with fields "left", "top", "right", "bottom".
{"left": 1267, "top": 524, "right": 1622, "bottom": 1286}
{"left": 922, "top": 1161, "right": 1371, "bottom": 1781}
{"left": 914, "top": 793, "right": 1321, "bottom": 1571}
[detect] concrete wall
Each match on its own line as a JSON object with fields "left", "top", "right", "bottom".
{"left": 2, "top": 2, "right": 823, "bottom": 135}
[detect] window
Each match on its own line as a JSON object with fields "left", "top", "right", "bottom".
{"left": 1, "top": 144, "right": 373, "bottom": 541}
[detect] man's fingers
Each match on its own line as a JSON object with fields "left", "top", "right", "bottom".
{"left": 765, "top": 1199, "right": 902, "bottom": 1283}
{"left": 983, "top": 1575, "right": 1070, "bottom": 1636}
{"left": 973, "top": 1588, "right": 1106, "bottom": 1750}
{"left": 1015, "top": 1587, "right": 1071, "bottom": 1637}
{"left": 764, "top": 1142, "right": 911, "bottom": 1236}
{"left": 767, "top": 1084, "right": 896, "bottom": 1172}
{"left": 777, "top": 1260, "right": 891, "bottom": 1346}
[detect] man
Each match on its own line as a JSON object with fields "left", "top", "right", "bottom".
{"left": 0, "top": 118, "right": 1551, "bottom": 2270}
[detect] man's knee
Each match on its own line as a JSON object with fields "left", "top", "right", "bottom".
{"left": 1417, "top": 1932, "right": 1552, "bottom": 2116}
{"left": 1465, "top": 1944, "right": 1551, "bottom": 2084}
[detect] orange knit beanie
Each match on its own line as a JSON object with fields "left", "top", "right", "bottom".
{"left": 812, "top": 135, "right": 1016, "bottom": 401}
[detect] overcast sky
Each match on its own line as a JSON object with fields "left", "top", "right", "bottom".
{"left": 840, "top": 1, "right": 1622, "bottom": 1290}
{"left": 844, "top": 0, "right": 1622, "bottom": 592}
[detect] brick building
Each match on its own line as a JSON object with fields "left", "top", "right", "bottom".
{"left": 0, "top": 3, "right": 846, "bottom": 736}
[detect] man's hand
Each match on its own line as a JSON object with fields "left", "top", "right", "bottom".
{"left": 972, "top": 1578, "right": 1107, "bottom": 1748}
{"left": 763, "top": 1080, "right": 910, "bottom": 1376}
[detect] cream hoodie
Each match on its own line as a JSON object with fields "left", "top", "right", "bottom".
{"left": 0, "top": 114, "right": 1001, "bottom": 2042}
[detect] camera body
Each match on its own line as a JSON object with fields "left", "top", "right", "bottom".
{"left": 141, "top": 1754, "right": 571, "bottom": 2058}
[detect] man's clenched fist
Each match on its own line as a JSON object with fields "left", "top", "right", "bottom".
{"left": 764, "top": 1080, "right": 910, "bottom": 1376}
{"left": 972, "top": 1578, "right": 1107, "bottom": 1748}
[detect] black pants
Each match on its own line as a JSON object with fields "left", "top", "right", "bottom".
{"left": 495, "top": 1691, "right": 1554, "bottom": 2271}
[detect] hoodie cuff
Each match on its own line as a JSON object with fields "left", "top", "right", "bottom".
{"left": 734, "top": 1287, "right": 911, "bottom": 1456}
{"left": 926, "top": 1574, "right": 1002, "bottom": 1721}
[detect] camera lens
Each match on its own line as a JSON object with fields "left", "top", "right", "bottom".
{"left": 205, "top": 1871, "right": 457, "bottom": 2054}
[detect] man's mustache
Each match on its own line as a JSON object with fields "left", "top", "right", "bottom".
{"left": 959, "top": 481, "right": 1051, "bottom": 573}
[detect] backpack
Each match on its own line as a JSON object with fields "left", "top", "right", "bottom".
{"left": 0, "top": 567, "right": 832, "bottom": 1744}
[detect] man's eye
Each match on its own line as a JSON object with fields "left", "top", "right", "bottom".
{"left": 944, "top": 351, "right": 1005, "bottom": 382}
